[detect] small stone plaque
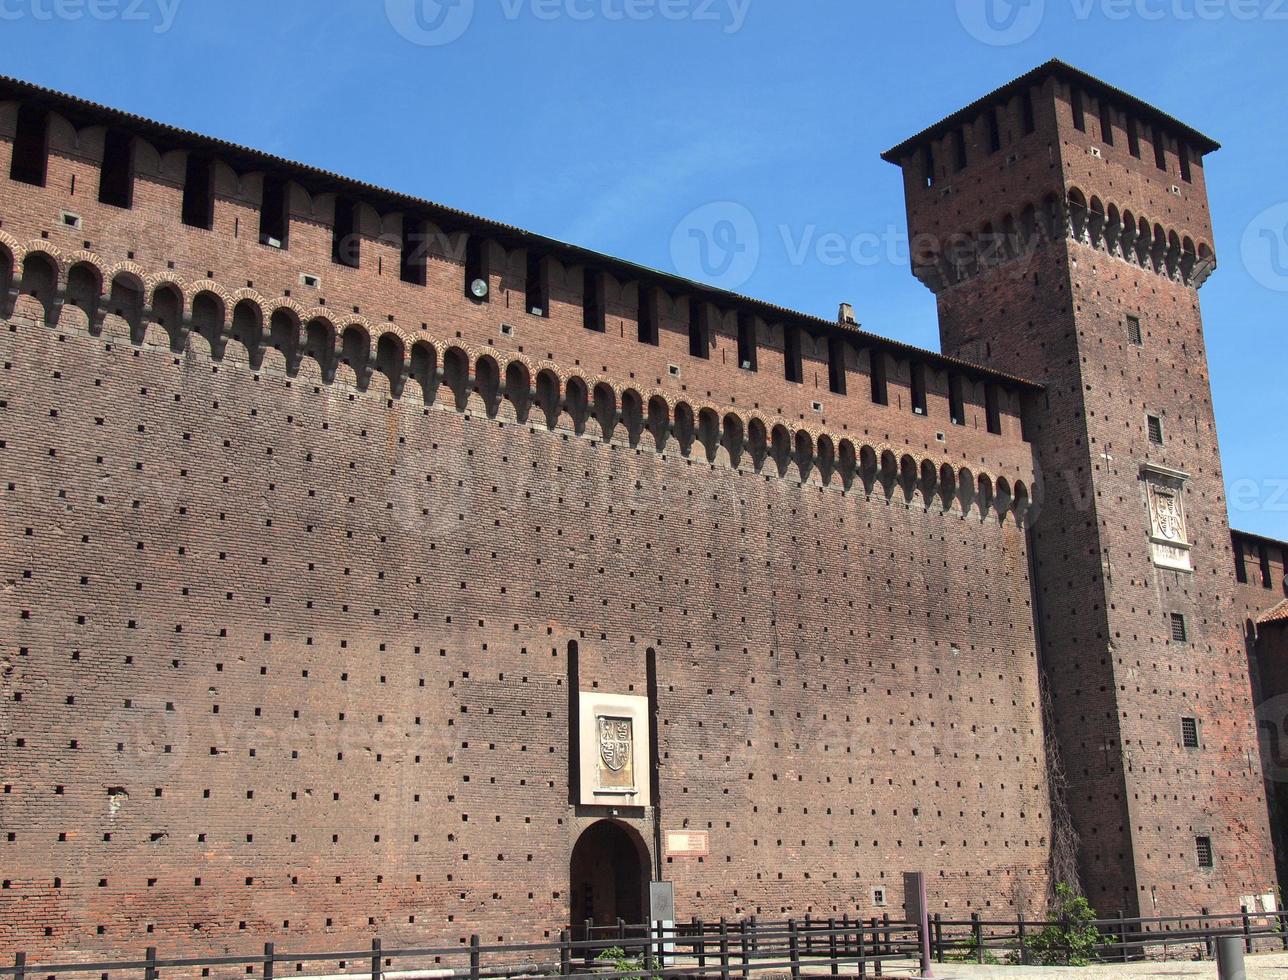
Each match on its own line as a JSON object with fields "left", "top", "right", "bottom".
{"left": 665, "top": 831, "right": 710, "bottom": 857}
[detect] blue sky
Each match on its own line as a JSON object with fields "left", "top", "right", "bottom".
{"left": 3, "top": 0, "right": 1285, "bottom": 537}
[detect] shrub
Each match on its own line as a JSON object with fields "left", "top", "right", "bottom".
{"left": 1023, "top": 883, "right": 1104, "bottom": 966}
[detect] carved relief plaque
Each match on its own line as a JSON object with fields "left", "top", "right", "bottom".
{"left": 578, "top": 692, "right": 650, "bottom": 806}
{"left": 1143, "top": 464, "right": 1192, "bottom": 572}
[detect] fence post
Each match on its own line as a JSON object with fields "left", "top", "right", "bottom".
{"left": 560, "top": 929, "right": 571, "bottom": 976}
{"left": 739, "top": 918, "right": 751, "bottom": 980}
{"left": 1117, "top": 910, "right": 1129, "bottom": 964}
{"left": 1242, "top": 906, "right": 1253, "bottom": 955}
{"left": 470, "top": 934, "right": 481, "bottom": 980}
{"left": 750, "top": 914, "right": 758, "bottom": 953}
{"left": 1281, "top": 911, "right": 1288, "bottom": 952}
{"left": 144, "top": 947, "right": 158, "bottom": 980}
{"left": 696, "top": 917, "right": 706, "bottom": 972}
{"left": 788, "top": 919, "right": 801, "bottom": 980}
{"left": 933, "top": 913, "right": 943, "bottom": 964}
{"left": 828, "top": 917, "right": 839, "bottom": 977}
{"left": 871, "top": 919, "right": 882, "bottom": 978}
{"left": 1201, "top": 908, "right": 1213, "bottom": 961}
{"left": 719, "top": 918, "right": 730, "bottom": 980}
{"left": 370, "top": 939, "right": 382, "bottom": 980}
{"left": 857, "top": 918, "right": 867, "bottom": 980}
{"left": 1017, "top": 913, "right": 1027, "bottom": 966}
{"left": 971, "top": 912, "right": 984, "bottom": 965}
{"left": 882, "top": 912, "right": 891, "bottom": 958}
{"left": 263, "top": 942, "right": 275, "bottom": 980}
{"left": 805, "top": 912, "right": 813, "bottom": 957}
{"left": 13, "top": 953, "right": 25, "bottom": 980}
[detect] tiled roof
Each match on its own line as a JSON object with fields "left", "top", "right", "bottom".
{"left": 1259, "top": 600, "right": 1288, "bottom": 627}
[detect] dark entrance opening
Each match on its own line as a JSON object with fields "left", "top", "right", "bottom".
{"left": 569, "top": 821, "right": 648, "bottom": 941}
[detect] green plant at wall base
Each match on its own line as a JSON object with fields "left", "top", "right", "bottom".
{"left": 597, "top": 946, "right": 643, "bottom": 980}
{"left": 947, "top": 932, "right": 1000, "bottom": 965}
{"left": 1023, "top": 883, "right": 1104, "bottom": 966}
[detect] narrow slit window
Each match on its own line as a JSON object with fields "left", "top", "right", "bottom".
{"left": 1021, "top": 90, "right": 1036, "bottom": 135}
{"left": 1127, "top": 314, "right": 1143, "bottom": 346}
{"left": 953, "top": 129, "right": 967, "bottom": 172}
{"left": 1099, "top": 101, "right": 1114, "bottom": 146}
{"left": 1154, "top": 127, "right": 1168, "bottom": 171}
{"left": 461, "top": 233, "right": 486, "bottom": 297}
{"left": 783, "top": 325, "right": 803, "bottom": 383}
{"left": 1128, "top": 119, "right": 1141, "bottom": 158}
{"left": 10, "top": 104, "right": 49, "bottom": 187}
{"left": 1071, "top": 89, "right": 1086, "bottom": 132}
{"left": 1179, "top": 143, "right": 1193, "bottom": 183}
{"left": 582, "top": 268, "right": 604, "bottom": 332}
{"left": 988, "top": 108, "right": 1002, "bottom": 154}
{"left": 1170, "top": 613, "right": 1188, "bottom": 643}
{"left": 98, "top": 128, "right": 134, "bottom": 209}
{"left": 331, "top": 196, "right": 358, "bottom": 268}
{"left": 401, "top": 217, "right": 428, "bottom": 287}
{"left": 258, "top": 175, "right": 289, "bottom": 249}
{"left": 688, "top": 299, "right": 709, "bottom": 359}
{"left": 181, "top": 154, "right": 214, "bottom": 231}
{"left": 985, "top": 385, "right": 1002, "bottom": 435}
{"left": 526, "top": 253, "right": 547, "bottom": 317}
{"left": 869, "top": 351, "right": 888, "bottom": 406}
{"left": 1181, "top": 717, "right": 1199, "bottom": 749}
{"left": 1235, "top": 541, "right": 1249, "bottom": 584}
{"left": 1147, "top": 414, "right": 1164, "bottom": 446}
{"left": 949, "top": 375, "right": 966, "bottom": 426}
{"left": 922, "top": 144, "right": 935, "bottom": 189}
{"left": 827, "top": 337, "right": 846, "bottom": 395}
{"left": 1195, "top": 837, "right": 1213, "bottom": 869}
{"left": 911, "top": 363, "right": 928, "bottom": 416}
{"left": 1259, "top": 544, "right": 1273, "bottom": 588}
{"left": 736, "top": 311, "right": 756, "bottom": 370}
{"left": 638, "top": 285, "right": 658, "bottom": 346}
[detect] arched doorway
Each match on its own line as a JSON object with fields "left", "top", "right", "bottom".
{"left": 569, "top": 821, "right": 648, "bottom": 937}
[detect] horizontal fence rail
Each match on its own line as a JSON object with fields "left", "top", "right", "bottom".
{"left": 929, "top": 907, "right": 1287, "bottom": 965}
{"left": 0, "top": 918, "right": 921, "bottom": 980}
{"left": 3, "top": 907, "right": 1284, "bottom": 979}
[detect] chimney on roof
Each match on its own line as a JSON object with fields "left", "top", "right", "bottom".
{"left": 838, "top": 303, "right": 857, "bottom": 326}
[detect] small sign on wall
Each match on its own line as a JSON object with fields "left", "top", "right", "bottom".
{"left": 665, "top": 831, "right": 710, "bottom": 857}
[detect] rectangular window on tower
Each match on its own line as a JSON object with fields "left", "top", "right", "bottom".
{"left": 1181, "top": 717, "right": 1199, "bottom": 749}
{"left": 736, "top": 311, "right": 757, "bottom": 370}
{"left": 1128, "top": 119, "right": 1142, "bottom": 158}
{"left": 1021, "top": 89, "right": 1036, "bottom": 135}
{"left": 922, "top": 143, "right": 935, "bottom": 189}
{"left": 1147, "top": 414, "right": 1164, "bottom": 446}
{"left": 331, "top": 196, "right": 359, "bottom": 267}
{"left": 1170, "top": 613, "right": 1188, "bottom": 643}
{"left": 181, "top": 154, "right": 214, "bottom": 231}
{"left": 638, "top": 285, "right": 658, "bottom": 346}
{"left": 1235, "top": 541, "right": 1249, "bottom": 584}
{"left": 462, "top": 234, "right": 488, "bottom": 298}
{"left": 10, "top": 104, "right": 49, "bottom": 187}
{"left": 1127, "top": 315, "right": 1143, "bottom": 346}
{"left": 954, "top": 129, "right": 968, "bottom": 172}
{"left": 688, "top": 299, "right": 709, "bottom": 359}
{"left": 1154, "top": 126, "right": 1169, "bottom": 171}
{"left": 582, "top": 268, "right": 604, "bottom": 331}
{"left": 949, "top": 374, "right": 966, "bottom": 426}
{"left": 1179, "top": 143, "right": 1193, "bottom": 183}
{"left": 783, "top": 325, "right": 803, "bottom": 383}
{"left": 526, "top": 253, "right": 548, "bottom": 317}
{"left": 98, "top": 128, "right": 134, "bottom": 209}
{"left": 869, "top": 351, "right": 889, "bottom": 406}
{"left": 1099, "top": 100, "right": 1115, "bottom": 146}
{"left": 988, "top": 108, "right": 1002, "bottom": 154}
{"left": 911, "top": 363, "right": 928, "bottom": 416}
{"left": 259, "top": 175, "right": 289, "bottom": 250}
{"left": 985, "top": 385, "right": 1002, "bottom": 435}
{"left": 1260, "top": 544, "right": 1273, "bottom": 588}
{"left": 827, "top": 337, "right": 846, "bottom": 395}
{"left": 1195, "top": 836, "right": 1214, "bottom": 869}
{"left": 1071, "top": 89, "right": 1086, "bottom": 132}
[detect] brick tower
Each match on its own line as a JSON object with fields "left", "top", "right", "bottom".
{"left": 884, "top": 61, "right": 1277, "bottom": 917}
